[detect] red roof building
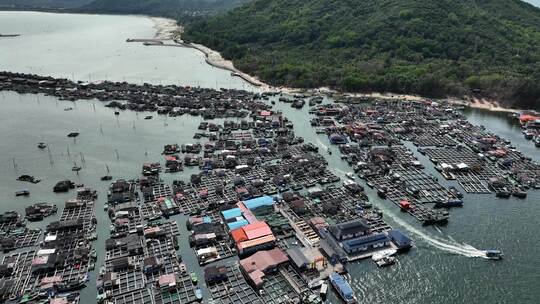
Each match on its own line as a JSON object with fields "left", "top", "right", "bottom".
{"left": 230, "top": 221, "right": 275, "bottom": 255}
{"left": 231, "top": 228, "right": 248, "bottom": 243}
{"left": 243, "top": 221, "right": 272, "bottom": 239}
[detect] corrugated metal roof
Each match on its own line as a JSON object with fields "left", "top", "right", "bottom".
{"left": 237, "top": 234, "right": 276, "bottom": 250}
{"left": 221, "top": 208, "right": 242, "bottom": 220}
{"left": 231, "top": 228, "right": 248, "bottom": 243}
{"left": 241, "top": 248, "right": 288, "bottom": 271}
{"left": 227, "top": 219, "right": 249, "bottom": 230}
{"left": 286, "top": 247, "right": 310, "bottom": 268}
{"left": 242, "top": 221, "right": 272, "bottom": 239}
{"left": 387, "top": 229, "right": 411, "bottom": 246}
{"left": 244, "top": 196, "right": 274, "bottom": 210}
{"left": 342, "top": 233, "right": 389, "bottom": 252}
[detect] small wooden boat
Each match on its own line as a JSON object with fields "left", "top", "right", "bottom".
{"left": 16, "top": 189, "right": 30, "bottom": 196}
{"left": 72, "top": 162, "right": 82, "bottom": 171}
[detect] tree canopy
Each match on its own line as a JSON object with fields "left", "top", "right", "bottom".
{"left": 184, "top": 0, "right": 540, "bottom": 109}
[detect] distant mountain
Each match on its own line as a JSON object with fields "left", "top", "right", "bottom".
{"left": 81, "top": 0, "right": 250, "bottom": 17}
{"left": 0, "top": 0, "right": 93, "bottom": 9}
{"left": 184, "top": 0, "right": 540, "bottom": 109}
{"left": 0, "top": 0, "right": 248, "bottom": 15}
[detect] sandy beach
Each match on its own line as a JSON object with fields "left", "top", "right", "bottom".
{"left": 463, "top": 97, "right": 519, "bottom": 113}
{"left": 150, "top": 17, "right": 182, "bottom": 39}
{"left": 149, "top": 16, "right": 267, "bottom": 88}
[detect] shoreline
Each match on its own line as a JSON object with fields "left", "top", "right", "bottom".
{"left": 462, "top": 97, "right": 519, "bottom": 113}
{"left": 149, "top": 16, "right": 181, "bottom": 40}
{"left": 0, "top": 10, "right": 531, "bottom": 113}
{"left": 151, "top": 18, "right": 531, "bottom": 114}
{"left": 148, "top": 16, "right": 269, "bottom": 88}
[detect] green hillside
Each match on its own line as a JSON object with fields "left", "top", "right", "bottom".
{"left": 184, "top": 0, "right": 540, "bottom": 109}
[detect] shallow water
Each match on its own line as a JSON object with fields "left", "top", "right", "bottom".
{"left": 0, "top": 11, "right": 256, "bottom": 90}
{"left": 1, "top": 11, "right": 539, "bottom": 304}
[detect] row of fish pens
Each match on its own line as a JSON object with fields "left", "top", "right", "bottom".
{"left": 0, "top": 187, "right": 98, "bottom": 303}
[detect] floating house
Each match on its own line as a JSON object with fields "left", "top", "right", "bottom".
{"left": 230, "top": 221, "right": 276, "bottom": 256}
{"left": 341, "top": 233, "right": 390, "bottom": 254}
{"left": 239, "top": 248, "right": 288, "bottom": 288}
{"left": 243, "top": 196, "right": 274, "bottom": 210}
{"left": 286, "top": 247, "right": 327, "bottom": 270}
{"left": 204, "top": 265, "right": 228, "bottom": 285}
{"left": 328, "top": 219, "right": 370, "bottom": 241}
{"left": 387, "top": 229, "right": 412, "bottom": 252}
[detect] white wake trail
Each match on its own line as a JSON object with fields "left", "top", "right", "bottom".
{"left": 335, "top": 168, "right": 348, "bottom": 176}
{"left": 316, "top": 138, "right": 328, "bottom": 150}
{"left": 385, "top": 209, "right": 488, "bottom": 258}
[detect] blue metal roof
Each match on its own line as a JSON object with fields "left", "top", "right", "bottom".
{"left": 244, "top": 196, "right": 274, "bottom": 210}
{"left": 387, "top": 229, "right": 412, "bottom": 247}
{"left": 221, "top": 208, "right": 242, "bottom": 220}
{"left": 342, "top": 233, "right": 389, "bottom": 252}
{"left": 227, "top": 219, "right": 249, "bottom": 230}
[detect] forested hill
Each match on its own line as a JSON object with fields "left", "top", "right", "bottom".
{"left": 80, "top": 0, "right": 249, "bottom": 16}
{"left": 184, "top": 0, "right": 540, "bottom": 109}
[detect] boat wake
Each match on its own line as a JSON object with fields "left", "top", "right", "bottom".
{"left": 334, "top": 168, "right": 348, "bottom": 176}
{"left": 386, "top": 209, "right": 488, "bottom": 259}
{"left": 316, "top": 138, "right": 328, "bottom": 150}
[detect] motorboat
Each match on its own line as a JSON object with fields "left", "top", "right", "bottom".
{"left": 371, "top": 248, "right": 397, "bottom": 262}
{"left": 485, "top": 249, "right": 503, "bottom": 260}
{"left": 329, "top": 272, "right": 357, "bottom": 304}
{"left": 375, "top": 256, "right": 396, "bottom": 267}
{"left": 319, "top": 282, "right": 328, "bottom": 300}
{"left": 15, "top": 189, "right": 30, "bottom": 196}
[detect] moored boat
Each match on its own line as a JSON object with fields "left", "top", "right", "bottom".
{"left": 190, "top": 271, "right": 198, "bottom": 284}
{"left": 15, "top": 189, "right": 30, "bottom": 196}
{"left": 371, "top": 248, "right": 397, "bottom": 262}
{"left": 435, "top": 199, "right": 463, "bottom": 208}
{"left": 195, "top": 288, "right": 202, "bottom": 301}
{"left": 329, "top": 272, "right": 356, "bottom": 304}
{"left": 375, "top": 256, "right": 396, "bottom": 267}
{"left": 320, "top": 282, "right": 328, "bottom": 300}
